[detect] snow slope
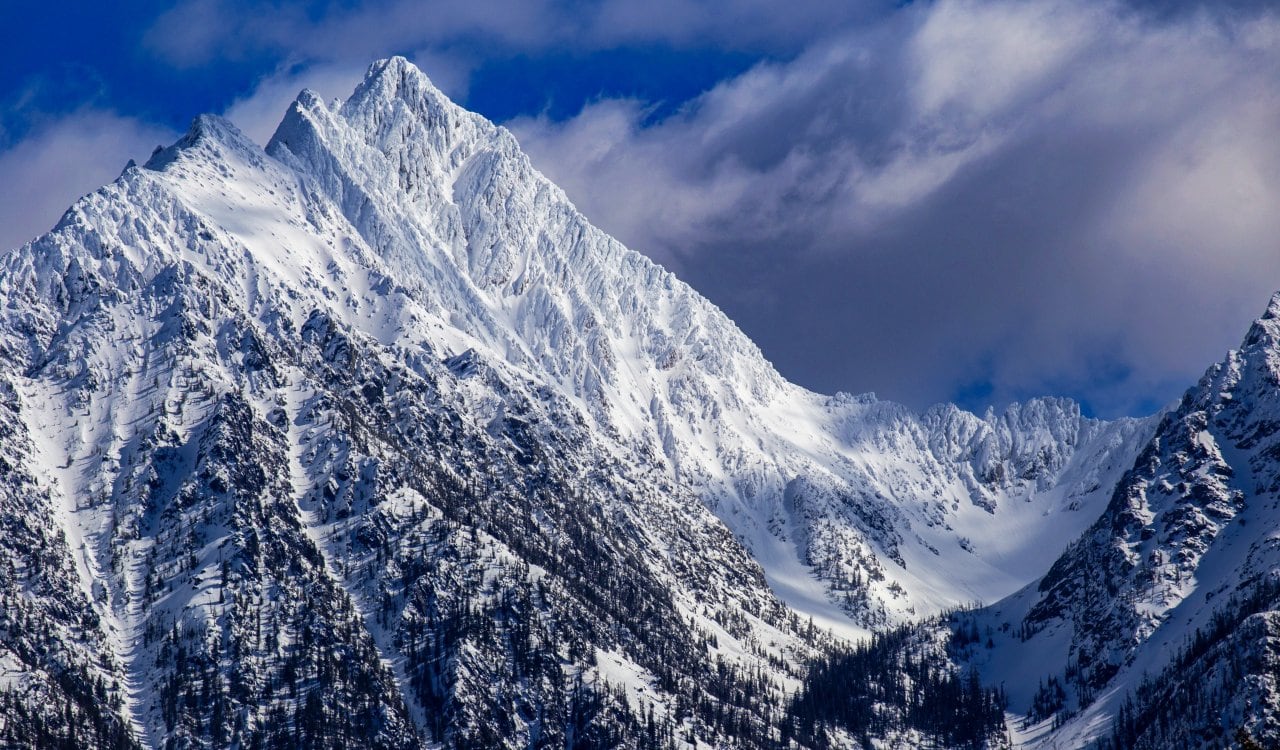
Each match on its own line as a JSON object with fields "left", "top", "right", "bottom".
{"left": 0, "top": 56, "right": 1161, "bottom": 748}
{"left": 258, "top": 57, "right": 1154, "bottom": 630}
{"left": 949, "top": 294, "right": 1280, "bottom": 748}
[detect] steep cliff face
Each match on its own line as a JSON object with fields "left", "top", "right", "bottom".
{"left": 947, "top": 295, "right": 1280, "bottom": 748}
{"left": 261, "top": 57, "right": 1153, "bottom": 631}
{"left": 0, "top": 57, "right": 1155, "bottom": 748}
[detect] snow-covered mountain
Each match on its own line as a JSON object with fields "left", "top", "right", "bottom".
{"left": 261, "top": 56, "right": 1154, "bottom": 633}
{"left": 6, "top": 55, "right": 1261, "bottom": 749}
{"left": 953, "top": 293, "right": 1280, "bottom": 748}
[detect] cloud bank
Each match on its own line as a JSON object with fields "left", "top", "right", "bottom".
{"left": 3, "top": 0, "right": 1278, "bottom": 418}
{"left": 509, "top": 0, "right": 1280, "bottom": 415}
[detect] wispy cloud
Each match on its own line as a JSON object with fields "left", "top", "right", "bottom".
{"left": 142, "top": 0, "right": 894, "bottom": 71}
{"left": 509, "top": 0, "right": 1280, "bottom": 415}
{"left": 4, "top": 0, "right": 1277, "bottom": 417}
{"left": 0, "top": 111, "right": 175, "bottom": 253}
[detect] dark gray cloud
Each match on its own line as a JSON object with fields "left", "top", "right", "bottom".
{"left": 509, "top": 0, "right": 1280, "bottom": 415}
{"left": 5, "top": 0, "right": 1278, "bottom": 418}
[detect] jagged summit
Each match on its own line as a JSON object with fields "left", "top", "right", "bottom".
{"left": 145, "top": 113, "right": 267, "bottom": 172}
{"left": 949, "top": 291, "right": 1280, "bottom": 748}
{"left": 1238, "top": 290, "right": 1280, "bottom": 354}
{"left": 349, "top": 55, "right": 467, "bottom": 117}
{"left": 0, "top": 55, "right": 1195, "bottom": 749}
{"left": 270, "top": 55, "right": 494, "bottom": 178}
{"left": 2, "top": 56, "right": 1154, "bottom": 633}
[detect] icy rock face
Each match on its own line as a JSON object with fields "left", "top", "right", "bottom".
{"left": 959, "top": 294, "right": 1280, "bottom": 748}
{"left": 1041, "top": 298, "right": 1280, "bottom": 674}
{"left": 0, "top": 62, "right": 805, "bottom": 749}
{"left": 0, "top": 56, "right": 1154, "bottom": 748}
{"left": 264, "top": 56, "right": 1154, "bottom": 629}
{"left": 0, "top": 378, "right": 138, "bottom": 749}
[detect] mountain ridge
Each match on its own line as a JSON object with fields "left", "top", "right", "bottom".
{"left": 950, "top": 291, "right": 1280, "bottom": 748}
{"left": 5, "top": 55, "right": 1258, "bottom": 749}
{"left": 261, "top": 56, "right": 1156, "bottom": 631}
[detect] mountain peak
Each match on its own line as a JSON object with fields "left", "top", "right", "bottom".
{"left": 1264, "top": 290, "right": 1280, "bottom": 321}
{"left": 365, "top": 55, "right": 429, "bottom": 86}
{"left": 267, "top": 55, "right": 480, "bottom": 175}
{"left": 1239, "top": 290, "right": 1280, "bottom": 352}
{"left": 346, "top": 55, "right": 463, "bottom": 122}
{"left": 145, "top": 113, "right": 265, "bottom": 173}
{"left": 358, "top": 55, "right": 428, "bottom": 99}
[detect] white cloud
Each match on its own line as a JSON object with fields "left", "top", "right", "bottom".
{"left": 509, "top": 0, "right": 1280, "bottom": 414}
{"left": 222, "top": 63, "right": 370, "bottom": 145}
{"left": 910, "top": 0, "right": 1099, "bottom": 121}
{"left": 0, "top": 112, "right": 175, "bottom": 253}
{"left": 142, "top": 0, "right": 892, "bottom": 69}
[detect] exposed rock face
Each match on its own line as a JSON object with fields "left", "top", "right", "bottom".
{"left": 0, "top": 57, "right": 1165, "bottom": 748}
{"left": 947, "top": 295, "right": 1280, "bottom": 748}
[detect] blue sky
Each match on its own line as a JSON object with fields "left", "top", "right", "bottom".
{"left": 3, "top": 0, "right": 1280, "bottom": 418}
